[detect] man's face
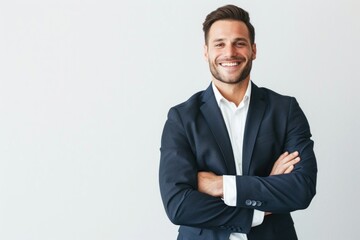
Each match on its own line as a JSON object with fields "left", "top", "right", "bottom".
{"left": 204, "top": 20, "right": 256, "bottom": 84}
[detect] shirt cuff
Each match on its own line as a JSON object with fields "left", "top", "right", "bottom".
{"left": 223, "top": 175, "right": 265, "bottom": 228}
{"left": 251, "top": 210, "right": 265, "bottom": 227}
{"left": 223, "top": 175, "right": 236, "bottom": 206}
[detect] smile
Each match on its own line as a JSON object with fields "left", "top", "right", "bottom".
{"left": 219, "top": 62, "right": 240, "bottom": 67}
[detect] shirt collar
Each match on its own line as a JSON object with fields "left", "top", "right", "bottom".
{"left": 212, "top": 81, "right": 252, "bottom": 107}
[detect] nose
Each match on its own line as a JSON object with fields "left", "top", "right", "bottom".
{"left": 224, "top": 45, "right": 236, "bottom": 58}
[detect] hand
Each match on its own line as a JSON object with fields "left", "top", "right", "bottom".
{"left": 270, "top": 151, "right": 300, "bottom": 176}
{"left": 266, "top": 151, "right": 300, "bottom": 216}
{"left": 197, "top": 171, "right": 223, "bottom": 198}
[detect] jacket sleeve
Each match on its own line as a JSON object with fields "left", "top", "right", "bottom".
{"left": 235, "top": 98, "right": 317, "bottom": 213}
{"left": 159, "top": 107, "right": 254, "bottom": 233}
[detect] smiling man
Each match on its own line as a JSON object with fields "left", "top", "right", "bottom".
{"left": 159, "top": 5, "right": 317, "bottom": 240}
{"left": 206, "top": 20, "right": 255, "bottom": 84}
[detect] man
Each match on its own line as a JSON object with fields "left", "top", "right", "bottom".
{"left": 159, "top": 5, "right": 317, "bottom": 240}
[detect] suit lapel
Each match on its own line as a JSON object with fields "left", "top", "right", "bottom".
{"left": 243, "top": 83, "right": 267, "bottom": 175}
{"left": 200, "top": 85, "right": 237, "bottom": 175}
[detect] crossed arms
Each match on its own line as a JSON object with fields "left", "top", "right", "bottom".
{"left": 159, "top": 97, "right": 317, "bottom": 232}
{"left": 198, "top": 151, "right": 301, "bottom": 199}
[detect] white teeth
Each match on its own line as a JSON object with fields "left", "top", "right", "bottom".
{"left": 221, "top": 62, "right": 239, "bottom": 67}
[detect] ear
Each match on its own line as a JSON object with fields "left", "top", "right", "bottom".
{"left": 251, "top": 43, "right": 257, "bottom": 60}
{"left": 204, "top": 44, "right": 209, "bottom": 61}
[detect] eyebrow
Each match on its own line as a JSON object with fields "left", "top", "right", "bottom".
{"left": 212, "top": 37, "right": 249, "bottom": 43}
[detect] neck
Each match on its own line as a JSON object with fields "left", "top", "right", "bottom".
{"left": 213, "top": 78, "right": 250, "bottom": 106}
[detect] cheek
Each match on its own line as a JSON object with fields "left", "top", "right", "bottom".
{"left": 206, "top": 54, "right": 214, "bottom": 64}
{"left": 208, "top": 52, "right": 221, "bottom": 63}
{"left": 207, "top": 48, "right": 220, "bottom": 57}
{"left": 245, "top": 49, "right": 255, "bottom": 59}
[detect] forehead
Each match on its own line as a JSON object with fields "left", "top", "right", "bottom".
{"left": 208, "top": 20, "right": 250, "bottom": 42}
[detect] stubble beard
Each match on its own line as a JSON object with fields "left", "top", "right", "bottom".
{"left": 209, "top": 58, "right": 253, "bottom": 85}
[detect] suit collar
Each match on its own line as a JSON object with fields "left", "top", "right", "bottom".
{"left": 243, "top": 83, "right": 267, "bottom": 175}
{"left": 200, "top": 82, "right": 267, "bottom": 175}
{"left": 200, "top": 85, "right": 237, "bottom": 174}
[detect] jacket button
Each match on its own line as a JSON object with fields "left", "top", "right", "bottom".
{"left": 251, "top": 200, "right": 257, "bottom": 206}
{"left": 245, "top": 200, "right": 252, "bottom": 206}
{"left": 256, "top": 201, "right": 262, "bottom": 207}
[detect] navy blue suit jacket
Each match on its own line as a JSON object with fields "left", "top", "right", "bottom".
{"left": 159, "top": 82, "right": 317, "bottom": 240}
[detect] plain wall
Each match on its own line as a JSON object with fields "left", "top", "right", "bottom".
{"left": 0, "top": 0, "right": 359, "bottom": 239}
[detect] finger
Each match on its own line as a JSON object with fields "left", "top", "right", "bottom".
{"left": 281, "top": 152, "right": 299, "bottom": 164}
{"left": 271, "top": 152, "right": 298, "bottom": 175}
{"left": 273, "top": 152, "right": 289, "bottom": 168}
{"left": 290, "top": 151, "right": 299, "bottom": 157}
{"left": 283, "top": 157, "right": 300, "bottom": 168}
{"left": 284, "top": 165, "right": 294, "bottom": 174}
{"left": 282, "top": 157, "right": 301, "bottom": 172}
{"left": 272, "top": 157, "right": 300, "bottom": 175}
{"left": 279, "top": 151, "right": 289, "bottom": 160}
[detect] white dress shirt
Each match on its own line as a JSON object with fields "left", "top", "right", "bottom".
{"left": 212, "top": 82, "right": 264, "bottom": 240}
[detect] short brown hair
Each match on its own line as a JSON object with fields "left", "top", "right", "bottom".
{"left": 202, "top": 5, "right": 255, "bottom": 44}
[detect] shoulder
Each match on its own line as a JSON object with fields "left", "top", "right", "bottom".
{"left": 167, "top": 89, "right": 206, "bottom": 122}
{"left": 168, "top": 83, "right": 214, "bottom": 116}
{"left": 253, "top": 83, "right": 296, "bottom": 108}
{"left": 257, "top": 85, "right": 293, "bottom": 100}
{"left": 253, "top": 84, "right": 307, "bottom": 122}
{"left": 173, "top": 90, "right": 205, "bottom": 111}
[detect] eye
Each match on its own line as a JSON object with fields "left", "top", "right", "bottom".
{"left": 214, "top": 42, "right": 225, "bottom": 48}
{"left": 235, "top": 41, "right": 247, "bottom": 47}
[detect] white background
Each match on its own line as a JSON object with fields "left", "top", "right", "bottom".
{"left": 0, "top": 0, "right": 359, "bottom": 239}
